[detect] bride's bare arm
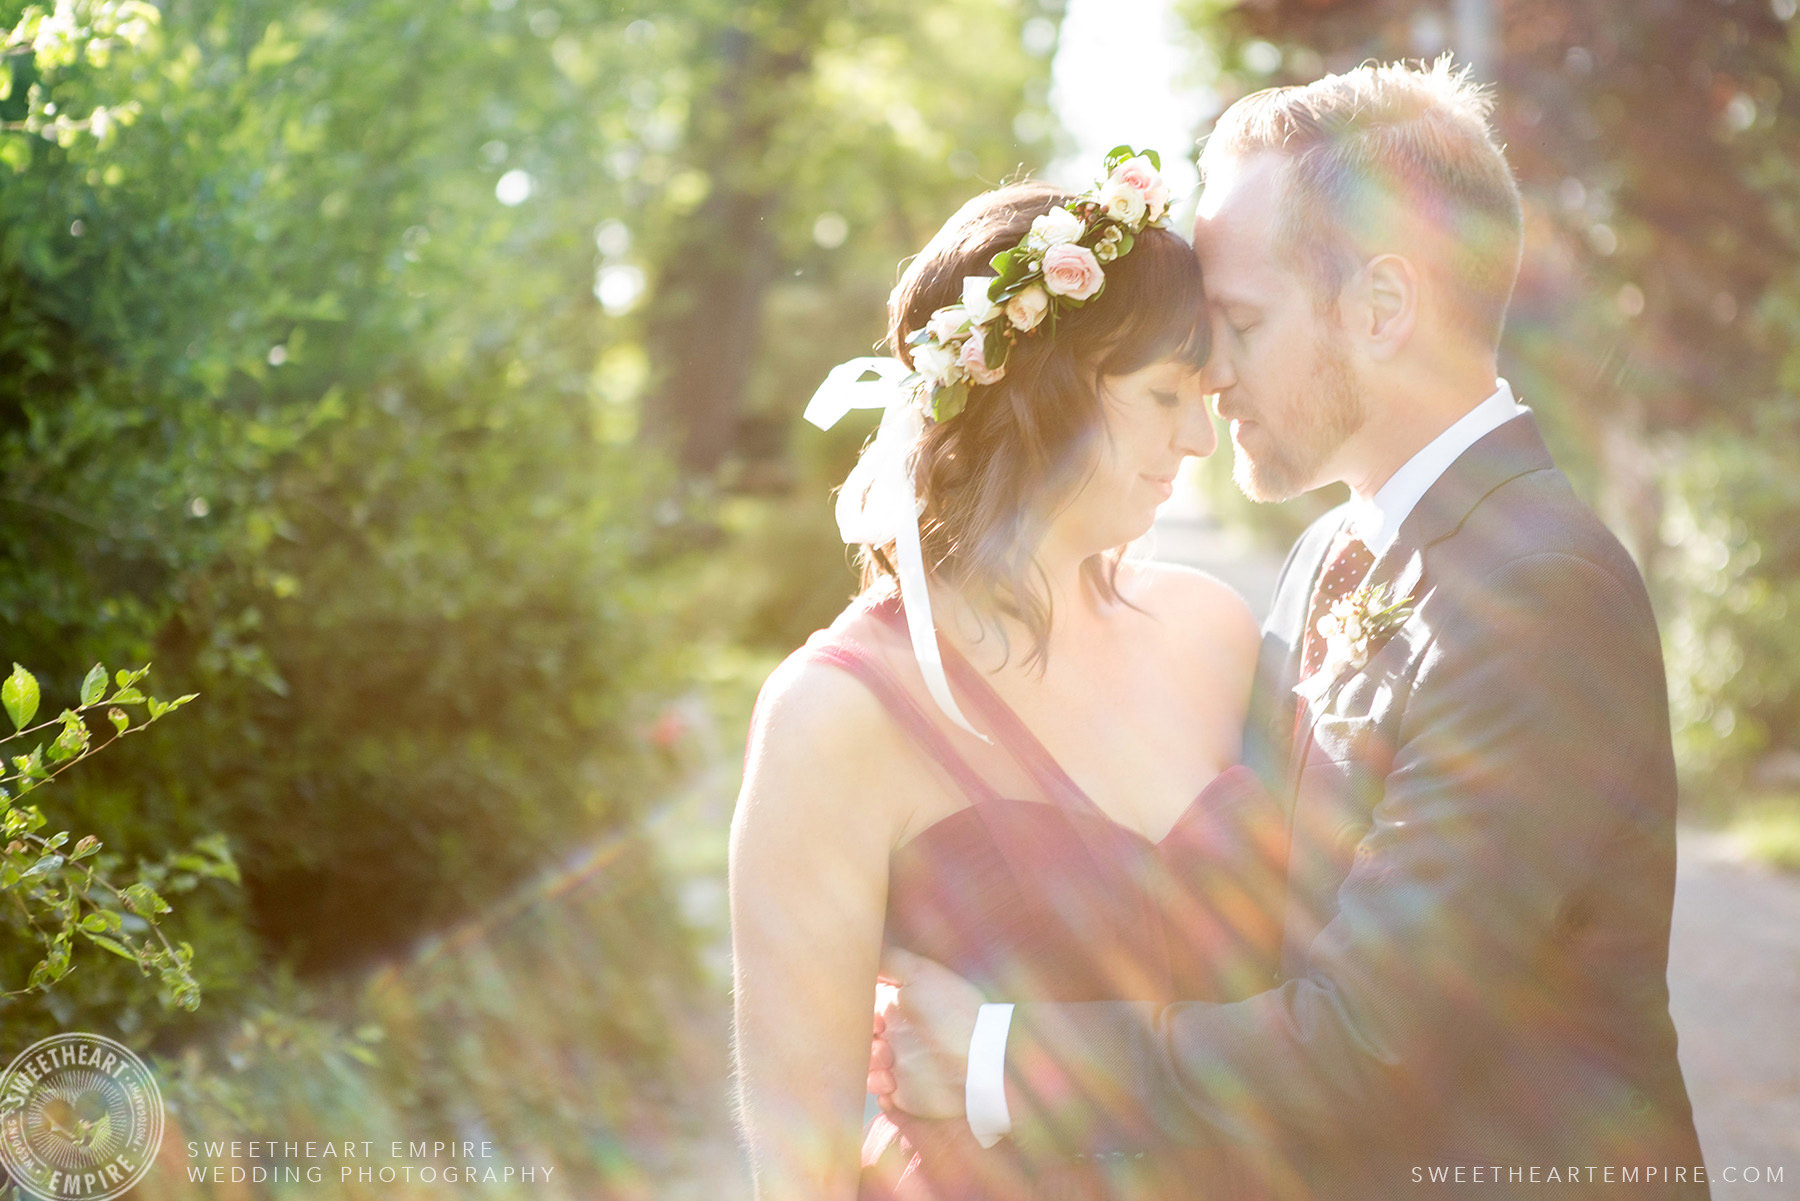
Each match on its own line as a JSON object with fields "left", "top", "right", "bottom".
{"left": 730, "top": 655, "right": 916, "bottom": 1200}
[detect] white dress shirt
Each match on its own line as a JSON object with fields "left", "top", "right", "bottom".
{"left": 962, "top": 380, "right": 1530, "bottom": 1146}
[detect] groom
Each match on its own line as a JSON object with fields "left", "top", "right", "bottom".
{"left": 869, "top": 61, "right": 1709, "bottom": 1198}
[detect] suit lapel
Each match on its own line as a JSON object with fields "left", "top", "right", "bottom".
{"left": 1286, "top": 412, "right": 1557, "bottom": 787}
{"left": 1247, "top": 510, "right": 1349, "bottom": 788}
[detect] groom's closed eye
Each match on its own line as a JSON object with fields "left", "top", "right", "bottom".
{"left": 1209, "top": 300, "right": 1260, "bottom": 338}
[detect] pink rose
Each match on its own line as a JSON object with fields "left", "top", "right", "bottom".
{"left": 1005, "top": 284, "right": 1050, "bottom": 331}
{"left": 1040, "top": 243, "right": 1104, "bottom": 301}
{"left": 958, "top": 326, "right": 1006, "bottom": 386}
{"left": 1107, "top": 155, "right": 1171, "bottom": 221}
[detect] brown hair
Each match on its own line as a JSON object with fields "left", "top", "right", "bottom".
{"left": 862, "top": 179, "right": 1209, "bottom": 671}
{"left": 1202, "top": 57, "right": 1523, "bottom": 347}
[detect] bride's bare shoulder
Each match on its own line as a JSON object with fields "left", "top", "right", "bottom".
{"left": 737, "top": 628, "right": 924, "bottom": 844}
{"left": 1119, "top": 559, "right": 1261, "bottom": 669}
{"left": 748, "top": 645, "right": 890, "bottom": 762}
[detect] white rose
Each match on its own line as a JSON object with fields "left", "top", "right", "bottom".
{"left": 913, "top": 342, "right": 964, "bottom": 386}
{"left": 1342, "top": 615, "right": 1364, "bottom": 644}
{"left": 961, "top": 276, "right": 1002, "bottom": 325}
{"left": 1026, "top": 206, "right": 1084, "bottom": 249}
{"left": 1099, "top": 179, "right": 1147, "bottom": 226}
{"left": 1005, "top": 284, "right": 1050, "bottom": 332}
{"left": 926, "top": 305, "right": 969, "bottom": 345}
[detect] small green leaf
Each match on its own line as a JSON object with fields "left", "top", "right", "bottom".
{"left": 931, "top": 380, "right": 969, "bottom": 423}
{"left": 21, "top": 852, "right": 64, "bottom": 879}
{"left": 71, "top": 835, "right": 100, "bottom": 860}
{"left": 108, "top": 708, "right": 128, "bottom": 735}
{"left": 109, "top": 687, "right": 145, "bottom": 704}
{"left": 47, "top": 715, "right": 87, "bottom": 762}
{"left": 146, "top": 697, "right": 167, "bottom": 720}
{"left": 3, "top": 664, "right": 39, "bottom": 730}
{"left": 80, "top": 913, "right": 109, "bottom": 933}
{"left": 122, "top": 882, "right": 170, "bottom": 915}
{"left": 984, "top": 331, "right": 1009, "bottom": 371}
{"left": 80, "top": 664, "right": 107, "bottom": 707}
{"left": 86, "top": 933, "right": 138, "bottom": 961}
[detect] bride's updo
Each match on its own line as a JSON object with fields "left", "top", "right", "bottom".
{"left": 871, "top": 179, "right": 1211, "bottom": 668}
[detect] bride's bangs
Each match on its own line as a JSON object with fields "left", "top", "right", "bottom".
{"left": 1091, "top": 227, "right": 1213, "bottom": 378}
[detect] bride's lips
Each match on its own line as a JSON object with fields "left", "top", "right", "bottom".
{"left": 1142, "top": 474, "right": 1176, "bottom": 501}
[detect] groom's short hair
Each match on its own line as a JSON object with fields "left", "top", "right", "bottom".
{"left": 1202, "top": 57, "right": 1524, "bottom": 349}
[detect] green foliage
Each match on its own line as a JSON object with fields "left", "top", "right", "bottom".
{"left": 0, "top": 8, "right": 1058, "bottom": 1164}
{"left": 1725, "top": 796, "right": 1800, "bottom": 874}
{"left": 1660, "top": 402, "right": 1800, "bottom": 788}
{"left": 0, "top": 661, "right": 225, "bottom": 1014}
{"left": 637, "top": 0, "right": 1065, "bottom": 477}
{"left": 0, "top": 0, "right": 707, "bottom": 1050}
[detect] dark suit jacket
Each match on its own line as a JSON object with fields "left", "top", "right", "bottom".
{"left": 1001, "top": 414, "right": 1709, "bottom": 1198}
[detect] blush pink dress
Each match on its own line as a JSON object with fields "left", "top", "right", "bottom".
{"left": 784, "top": 595, "right": 1288, "bottom": 1201}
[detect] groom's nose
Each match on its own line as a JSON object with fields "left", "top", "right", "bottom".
{"left": 1198, "top": 321, "right": 1236, "bottom": 395}
{"left": 1199, "top": 355, "right": 1234, "bottom": 403}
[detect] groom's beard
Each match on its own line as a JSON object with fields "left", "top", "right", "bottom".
{"left": 1231, "top": 328, "right": 1366, "bottom": 503}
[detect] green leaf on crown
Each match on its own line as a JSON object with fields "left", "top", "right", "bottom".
{"left": 983, "top": 332, "right": 1009, "bottom": 371}
{"left": 932, "top": 381, "right": 969, "bottom": 423}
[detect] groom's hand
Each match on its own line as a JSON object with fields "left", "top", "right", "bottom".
{"left": 868, "top": 946, "right": 984, "bottom": 1121}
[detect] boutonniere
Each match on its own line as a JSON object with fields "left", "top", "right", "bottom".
{"left": 1293, "top": 582, "right": 1416, "bottom": 707}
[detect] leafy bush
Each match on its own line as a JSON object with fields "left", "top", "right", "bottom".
{"left": 1657, "top": 407, "right": 1800, "bottom": 792}
{"left": 0, "top": 661, "right": 232, "bottom": 1023}
{"left": 0, "top": 0, "right": 701, "bottom": 1056}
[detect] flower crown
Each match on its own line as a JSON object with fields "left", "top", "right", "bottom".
{"left": 902, "top": 146, "right": 1174, "bottom": 423}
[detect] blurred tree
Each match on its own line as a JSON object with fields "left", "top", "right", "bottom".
{"left": 635, "top": 0, "right": 1065, "bottom": 481}
{"left": 0, "top": 0, "right": 1067, "bottom": 1077}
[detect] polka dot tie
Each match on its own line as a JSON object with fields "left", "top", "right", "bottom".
{"left": 1299, "top": 527, "right": 1375, "bottom": 684}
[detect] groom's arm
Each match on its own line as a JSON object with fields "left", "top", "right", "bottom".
{"left": 942, "top": 511, "right": 1330, "bottom": 1141}
{"left": 999, "top": 550, "right": 1674, "bottom": 1156}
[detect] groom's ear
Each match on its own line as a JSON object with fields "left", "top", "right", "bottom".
{"left": 1353, "top": 253, "right": 1418, "bottom": 360}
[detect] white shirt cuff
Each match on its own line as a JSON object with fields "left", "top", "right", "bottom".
{"left": 965, "top": 1002, "right": 1015, "bottom": 1147}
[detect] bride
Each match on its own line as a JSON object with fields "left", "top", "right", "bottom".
{"left": 730, "top": 153, "right": 1285, "bottom": 1200}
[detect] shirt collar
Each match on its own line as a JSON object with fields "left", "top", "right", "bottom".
{"left": 1346, "top": 379, "right": 1529, "bottom": 555}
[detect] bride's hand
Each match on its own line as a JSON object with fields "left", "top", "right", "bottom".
{"left": 869, "top": 946, "right": 984, "bottom": 1121}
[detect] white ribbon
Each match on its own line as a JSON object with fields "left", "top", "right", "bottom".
{"left": 802, "top": 357, "right": 988, "bottom": 741}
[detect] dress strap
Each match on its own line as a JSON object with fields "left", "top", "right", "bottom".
{"left": 800, "top": 636, "right": 1003, "bottom": 807}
